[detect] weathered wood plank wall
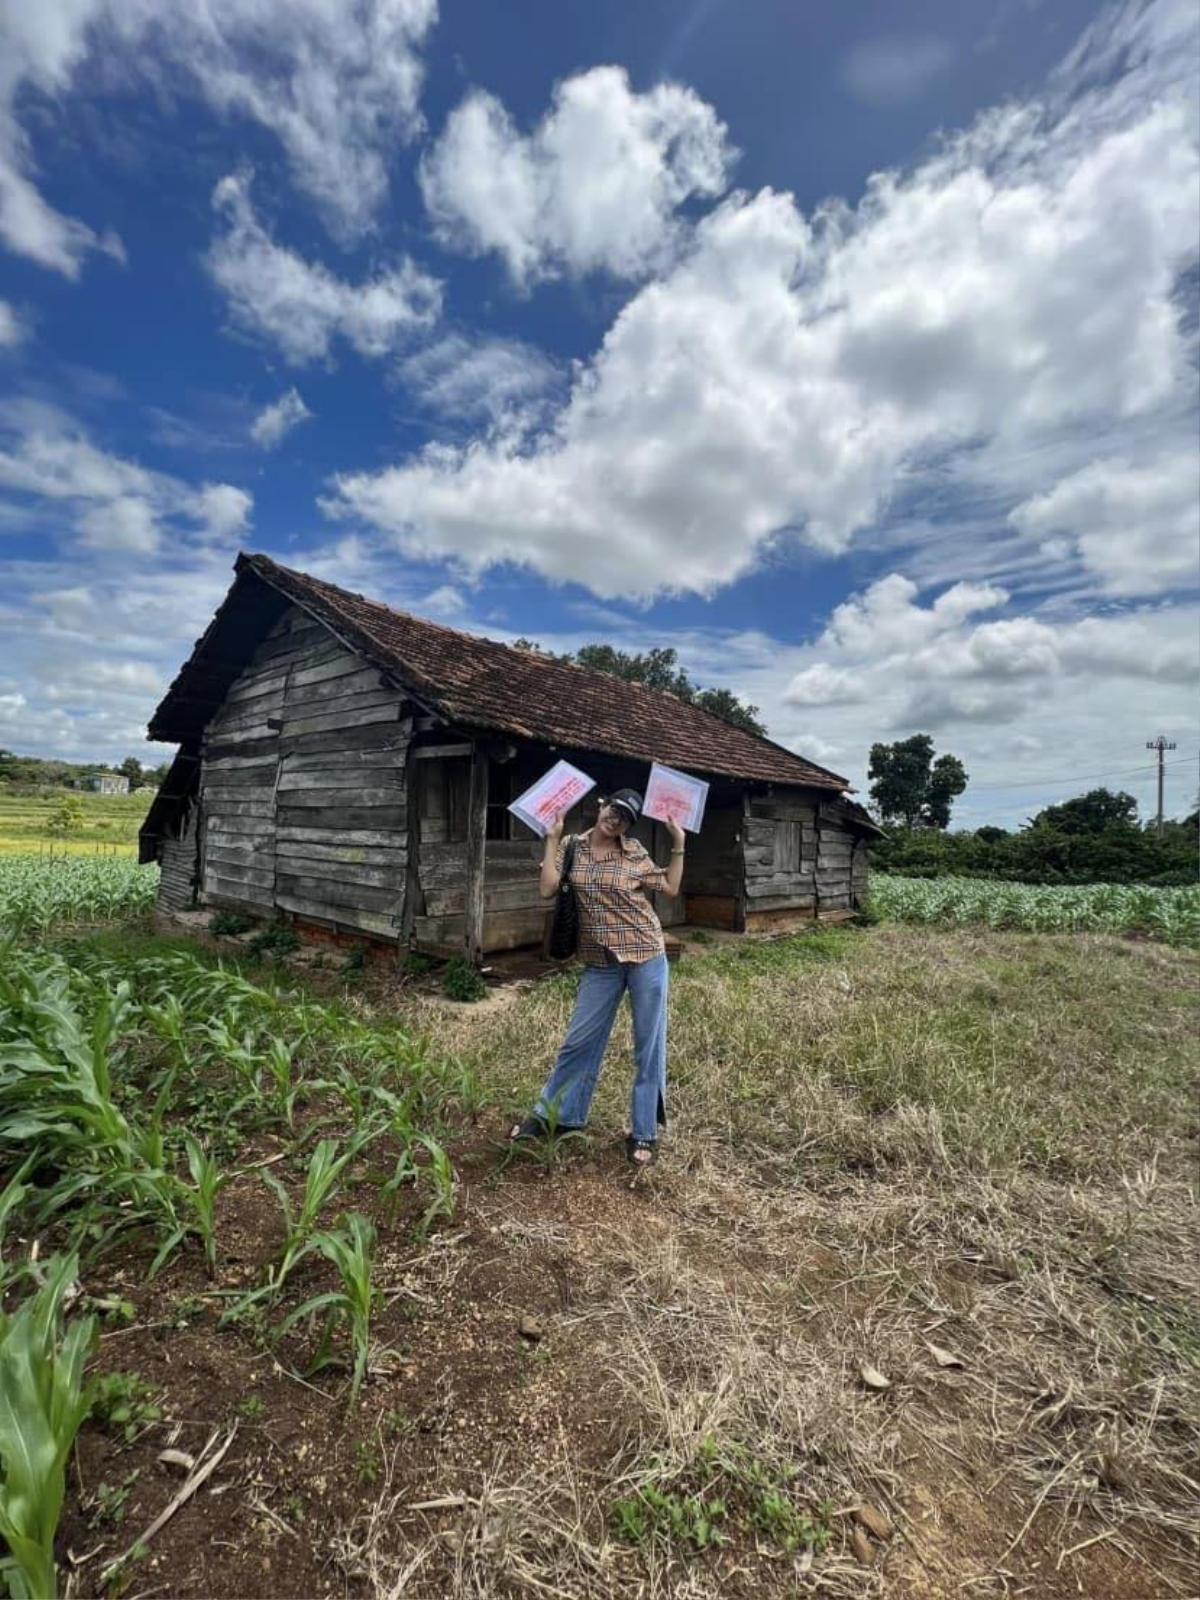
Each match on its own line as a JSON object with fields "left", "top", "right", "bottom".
{"left": 742, "top": 790, "right": 864, "bottom": 925}
{"left": 198, "top": 605, "right": 411, "bottom": 939}
{"left": 158, "top": 802, "right": 199, "bottom": 910}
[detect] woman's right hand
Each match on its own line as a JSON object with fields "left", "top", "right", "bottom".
{"left": 539, "top": 810, "right": 566, "bottom": 897}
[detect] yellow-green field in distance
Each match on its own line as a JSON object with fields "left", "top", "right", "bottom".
{"left": 0, "top": 788, "right": 153, "bottom": 856}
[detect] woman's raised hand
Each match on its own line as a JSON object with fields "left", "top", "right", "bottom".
{"left": 546, "top": 809, "right": 566, "bottom": 846}
{"left": 664, "top": 815, "right": 686, "bottom": 849}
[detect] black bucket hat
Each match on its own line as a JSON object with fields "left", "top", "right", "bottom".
{"left": 607, "top": 788, "right": 643, "bottom": 823}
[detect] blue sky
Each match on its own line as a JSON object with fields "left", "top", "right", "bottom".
{"left": 0, "top": 0, "right": 1196, "bottom": 825}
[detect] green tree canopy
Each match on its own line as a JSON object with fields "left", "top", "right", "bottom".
{"left": 510, "top": 639, "right": 766, "bottom": 736}
{"left": 1028, "top": 788, "right": 1139, "bottom": 835}
{"left": 118, "top": 755, "right": 145, "bottom": 790}
{"left": 868, "top": 733, "right": 968, "bottom": 829}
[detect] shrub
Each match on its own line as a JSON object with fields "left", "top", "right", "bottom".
{"left": 209, "top": 909, "right": 254, "bottom": 937}
{"left": 442, "top": 955, "right": 486, "bottom": 1003}
{"left": 247, "top": 923, "right": 300, "bottom": 959}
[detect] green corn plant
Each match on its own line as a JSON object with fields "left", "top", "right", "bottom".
{"left": 432, "top": 1054, "right": 485, "bottom": 1121}
{"left": 265, "top": 1139, "right": 354, "bottom": 1290}
{"left": 183, "top": 1138, "right": 226, "bottom": 1278}
{"left": 150, "top": 1139, "right": 227, "bottom": 1280}
{"left": 502, "top": 1090, "right": 588, "bottom": 1169}
{"left": 0, "top": 961, "right": 179, "bottom": 1240}
{"left": 0, "top": 1253, "right": 96, "bottom": 1600}
{"left": 263, "top": 1037, "right": 301, "bottom": 1128}
{"left": 202, "top": 1020, "right": 270, "bottom": 1109}
{"left": 414, "top": 1134, "right": 456, "bottom": 1235}
{"left": 140, "top": 994, "right": 191, "bottom": 1075}
{"left": 275, "top": 1212, "right": 377, "bottom": 1400}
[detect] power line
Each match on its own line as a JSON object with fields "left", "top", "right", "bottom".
{"left": 967, "top": 754, "right": 1198, "bottom": 792}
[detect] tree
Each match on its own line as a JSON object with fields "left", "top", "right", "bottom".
{"left": 868, "top": 734, "right": 968, "bottom": 829}
{"left": 690, "top": 686, "right": 764, "bottom": 736}
{"left": 1029, "top": 788, "right": 1139, "bottom": 835}
{"left": 508, "top": 637, "right": 766, "bottom": 735}
{"left": 573, "top": 643, "right": 693, "bottom": 697}
{"left": 118, "top": 755, "right": 145, "bottom": 790}
{"left": 572, "top": 643, "right": 766, "bottom": 735}
{"left": 47, "top": 795, "right": 85, "bottom": 837}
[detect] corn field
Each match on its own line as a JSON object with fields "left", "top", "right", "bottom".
{"left": 0, "top": 855, "right": 157, "bottom": 930}
{"left": 0, "top": 934, "right": 474, "bottom": 1598}
{"left": 869, "top": 874, "right": 1200, "bottom": 945}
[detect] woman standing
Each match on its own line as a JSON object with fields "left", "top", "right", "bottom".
{"left": 509, "top": 788, "right": 687, "bottom": 1167}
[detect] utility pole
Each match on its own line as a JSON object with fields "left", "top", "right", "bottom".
{"left": 1146, "top": 735, "right": 1176, "bottom": 836}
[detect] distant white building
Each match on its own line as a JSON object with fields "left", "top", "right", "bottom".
{"left": 79, "top": 772, "right": 129, "bottom": 794}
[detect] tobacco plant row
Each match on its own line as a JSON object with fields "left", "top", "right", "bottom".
{"left": 868, "top": 874, "right": 1200, "bottom": 945}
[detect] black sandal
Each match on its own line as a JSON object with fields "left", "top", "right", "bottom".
{"left": 509, "top": 1114, "right": 587, "bottom": 1141}
{"left": 509, "top": 1114, "right": 548, "bottom": 1141}
{"left": 625, "top": 1135, "right": 657, "bottom": 1166}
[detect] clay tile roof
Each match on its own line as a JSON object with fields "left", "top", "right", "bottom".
{"left": 152, "top": 552, "right": 850, "bottom": 792}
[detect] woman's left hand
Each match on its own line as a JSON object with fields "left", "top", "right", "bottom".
{"left": 665, "top": 816, "right": 685, "bottom": 849}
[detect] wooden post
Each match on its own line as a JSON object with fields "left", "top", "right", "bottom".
{"left": 734, "top": 788, "right": 750, "bottom": 933}
{"left": 463, "top": 742, "right": 489, "bottom": 966}
{"left": 399, "top": 739, "right": 423, "bottom": 948}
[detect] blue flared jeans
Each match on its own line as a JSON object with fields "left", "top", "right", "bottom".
{"left": 535, "top": 954, "right": 669, "bottom": 1141}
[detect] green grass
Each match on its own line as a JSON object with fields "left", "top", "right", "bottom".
{"left": 0, "top": 788, "right": 152, "bottom": 856}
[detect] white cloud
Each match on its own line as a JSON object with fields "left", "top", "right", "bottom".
{"left": 418, "top": 583, "right": 466, "bottom": 616}
{"left": 192, "top": 482, "right": 252, "bottom": 541}
{"left": 0, "top": 422, "right": 157, "bottom": 504}
{"left": 398, "top": 333, "right": 561, "bottom": 423}
{"left": 329, "top": 6, "right": 1200, "bottom": 601}
{"left": 0, "top": 403, "right": 252, "bottom": 555}
{"left": 0, "top": 300, "right": 22, "bottom": 346}
{"left": 0, "top": 0, "right": 437, "bottom": 274}
{"left": 250, "top": 387, "right": 312, "bottom": 448}
{"left": 713, "top": 572, "right": 1199, "bottom": 825}
{"left": 821, "top": 576, "right": 1010, "bottom": 655}
{"left": 420, "top": 66, "right": 735, "bottom": 286}
{"left": 207, "top": 172, "right": 442, "bottom": 364}
{"left": 842, "top": 35, "right": 956, "bottom": 106}
{"left": 1009, "top": 451, "right": 1200, "bottom": 595}
{"left": 0, "top": 542, "right": 241, "bottom": 764}
{"left": 782, "top": 663, "right": 868, "bottom": 708}
{"left": 76, "top": 495, "right": 160, "bottom": 553}
{"left": 793, "top": 572, "right": 1198, "bottom": 733}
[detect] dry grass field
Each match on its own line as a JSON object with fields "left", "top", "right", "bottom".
{"left": 4, "top": 913, "right": 1194, "bottom": 1600}
{"left": 2, "top": 864, "right": 1200, "bottom": 1600}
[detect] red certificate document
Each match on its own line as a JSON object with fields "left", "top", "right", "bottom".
{"left": 508, "top": 760, "right": 596, "bottom": 837}
{"left": 644, "top": 762, "right": 708, "bottom": 833}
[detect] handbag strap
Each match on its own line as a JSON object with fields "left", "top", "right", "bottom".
{"left": 561, "top": 834, "right": 578, "bottom": 884}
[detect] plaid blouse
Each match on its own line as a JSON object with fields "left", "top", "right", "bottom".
{"left": 556, "top": 831, "right": 669, "bottom": 965}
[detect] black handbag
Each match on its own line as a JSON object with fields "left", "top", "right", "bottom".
{"left": 547, "top": 835, "right": 579, "bottom": 959}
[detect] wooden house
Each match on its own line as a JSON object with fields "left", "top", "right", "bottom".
{"left": 140, "top": 553, "right": 880, "bottom": 960}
